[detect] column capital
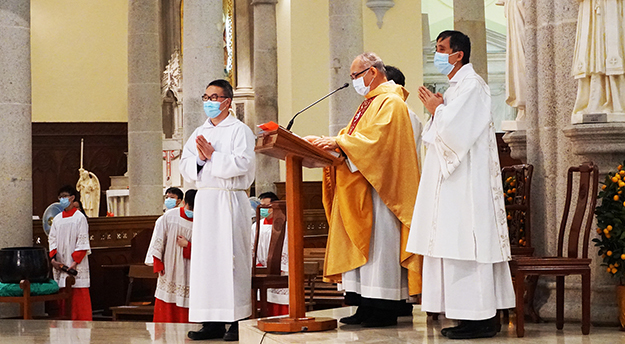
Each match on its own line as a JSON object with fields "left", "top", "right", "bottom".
{"left": 251, "top": 0, "right": 277, "bottom": 5}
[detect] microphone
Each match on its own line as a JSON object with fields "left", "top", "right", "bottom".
{"left": 286, "top": 83, "right": 349, "bottom": 131}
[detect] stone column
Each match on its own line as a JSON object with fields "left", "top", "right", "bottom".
{"left": 0, "top": 0, "right": 32, "bottom": 318}
{"left": 182, "top": 0, "right": 225, "bottom": 141}
{"left": 453, "top": 0, "right": 488, "bottom": 82}
{"left": 252, "top": 0, "right": 280, "bottom": 194}
{"left": 328, "top": 0, "right": 364, "bottom": 135}
{"left": 127, "top": 0, "right": 163, "bottom": 215}
{"left": 524, "top": 0, "right": 622, "bottom": 324}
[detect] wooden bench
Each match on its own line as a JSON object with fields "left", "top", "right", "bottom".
{"left": 303, "top": 248, "right": 344, "bottom": 310}
{"left": 0, "top": 276, "right": 75, "bottom": 320}
{"left": 110, "top": 264, "right": 157, "bottom": 321}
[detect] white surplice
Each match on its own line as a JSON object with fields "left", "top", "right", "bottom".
{"left": 48, "top": 210, "right": 91, "bottom": 288}
{"left": 406, "top": 64, "right": 514, "bottom": 319}
{"left": 179, "top": 115, "right": 255, "bottom": 322}
{"left": 145, "top": 207, "right": 193, "bottom": 308}
{"left": 251, "top": 219, "right": 289, "bottom": 305}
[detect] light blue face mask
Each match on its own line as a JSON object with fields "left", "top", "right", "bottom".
{"left": 59, "top": 197, "right": 70, "bottom": 209}
{"left": 184, "top": 209, "right": 194, "bottom": 219}
{"left": 164, "top": 198, "right": 177, "bottom": 210}
{"left": 433, "top": 51, "right": 459, "bottom": 76}
{"left": 203, "top": 100, "right": 224, "bottom": 118}
{"left": 259, "top": 208, "right": 270, "bottom": 218}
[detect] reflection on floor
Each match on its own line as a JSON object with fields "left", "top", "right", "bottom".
{"left": 0, "top": 305, "right": 621, "bottom": 343}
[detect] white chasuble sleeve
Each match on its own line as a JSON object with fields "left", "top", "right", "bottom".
{"left": 48, "top": 219, "right": 58, "bottom": 254}
{"left": 74, "top": 214, "right": 91, "bottom": 254}
{"left": 426, "top": 77, "right": 492, "bottom": 179}
{"left": 209, "top": 125, "right": 256, "bottom": 180}
{"left": 145, "top": 215, "right": 166, "bottom": 265}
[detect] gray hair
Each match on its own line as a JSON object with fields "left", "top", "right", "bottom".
{"left": 357, "top": 52, "right": 386, "bottom": 77}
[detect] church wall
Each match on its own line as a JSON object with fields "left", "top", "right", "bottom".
{"left": 276, "top": 1, "right": 330, "bottom": 182}
{"left": 31, "top": 0, "right": 128, "bottom": 122}
{"left": 362, "top": 0, "right": 423, "bottom": 116}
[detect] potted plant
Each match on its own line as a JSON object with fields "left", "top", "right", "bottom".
{"left": 593, "top": 160, "right": 625, "bottom": 329}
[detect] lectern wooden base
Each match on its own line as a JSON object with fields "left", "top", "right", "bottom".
{"left": 257, "top": 317, "right": 337, "bottom": 333}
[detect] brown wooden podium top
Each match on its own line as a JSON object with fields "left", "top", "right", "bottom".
{"left": 255, "top": 127, "right": 343, "bottom": 168}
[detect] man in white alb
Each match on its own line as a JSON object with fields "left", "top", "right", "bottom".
{"left": 406, "top": 30, "right": 515, "bottom": 339}
{"left": 180, "top": 79, "right": 256, "bottom": 341}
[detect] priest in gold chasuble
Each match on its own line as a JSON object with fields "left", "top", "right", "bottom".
{"left": 308, "top": 52, "right": 422, "bottom": 328}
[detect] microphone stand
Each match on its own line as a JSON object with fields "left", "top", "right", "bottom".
{"left": 286, "top": 83, "right": 349, "bottom": 131}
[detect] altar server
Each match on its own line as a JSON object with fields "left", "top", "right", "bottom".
{"left": 49, "top": 185, "right": 92, "bottom": 320}
{"left": 145, "top": 189, "right": 197, "bottom": 323}
{"left": 180, "top": 79, "right": 255, "bottom": 341}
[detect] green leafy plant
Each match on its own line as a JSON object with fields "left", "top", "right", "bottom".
{"left": 503, "top": 175, "right": 527, "bottom": 246}
{"left": 593, "top": 160, "right": 625, "bottom": 283}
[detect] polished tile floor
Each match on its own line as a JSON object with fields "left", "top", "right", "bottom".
{"left": 0, "top": 306, "right": 622, "bottom": 343}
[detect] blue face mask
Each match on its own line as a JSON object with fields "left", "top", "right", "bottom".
{"left": 259, "top": 208, "right": 270, "bottom": 218}
{"left": 433, "top": 51, "right": 459, "bottom": 76}
{"left": 203, "top": 100, "right": 224, "bottom": 118}
{"left": 164, "top": 198, "right": 177, "bottom": 210}
{"left": 184, "top": 209, "right": 194, "bottom": 219}
{"left": 59, "top": 197, "right": 70, "bottom": 209}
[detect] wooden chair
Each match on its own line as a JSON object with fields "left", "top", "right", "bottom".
{"left": 501, "top": 164, "right": 540, "bottom": 323}
{"left": 502, "top": 164, "right": 534, "bottom": 256}
{"left": 0, "top": 275, "right": 75, "bottom": 320}
{"left": 510, "top": 162, "right": 598, "bottom": 337}
{"left": 110, "top": 264, "right": 158, "bottom": 321}
{"left": 252, "top": 200, "right": 289, "bottom": 318}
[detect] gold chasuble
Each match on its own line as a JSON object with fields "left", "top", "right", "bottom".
{"left": 322, "top": 83, "right": 423, "bottom": 295}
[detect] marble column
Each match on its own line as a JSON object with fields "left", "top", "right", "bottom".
{"left": 453, "top": 0, "right": 488, "bottom": 82}
{"left": 0, "top": 0, "right": 32, "bottom": 318}
{"left": 0, "top": 1, "right": 32, "bottom": 248}
{"left": 524, "top": 0, "right": 622, "bottom": 324}
{"left": 252, "top": 0, "right": 280, "bottom": 194}
{"left": 127, "top": 0, "right": 163, "bottom": 215}
{"left": 182, "top": 0, "right": 225, "bottom": 141}
{"left": 328, "top": 0, "right": 364, "bottom": 135}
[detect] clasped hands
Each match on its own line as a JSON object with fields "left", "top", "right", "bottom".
{"left": 418, "top": 86, "right": 443, "bottom": 116}
{"left": 303, "top": 135, "right": 339, "bottom": 151}
{"left": 196, "top": 135, "right": 215, "bottom": 161}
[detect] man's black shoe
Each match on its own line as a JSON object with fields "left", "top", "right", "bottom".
{"left": 187, "top": 322, "right": 226, "bottom": 341}
{"left": 361, "top": 308, "right": 398, "bottom": 328}
{"left": 223, "top": 321, "right": 239, "bottom": 341}
{"left": 397, "top": 302, "right": 414, "bottom": 317}
{"left": 441, "top": 321, "right": 469, "bottom": 337}
{"left": 445, "top": 317, "right": 498, "bottom": 340}
{"left": 339, "top": 306, "right": 370, "bottom": 325}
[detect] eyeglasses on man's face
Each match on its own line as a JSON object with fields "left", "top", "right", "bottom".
{"left": 350, "top": 67, "right": 371, "bottom": 80}
{"left": 201, "top": 93, "right": 229, "bottom": 102}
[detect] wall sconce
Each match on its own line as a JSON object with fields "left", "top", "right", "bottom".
{"left": 366, "top": 0, "right": 395, "bottom": 29}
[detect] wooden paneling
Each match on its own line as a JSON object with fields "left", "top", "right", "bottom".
{"left": 32, "top": 122, "right": 128, "bottom": 218}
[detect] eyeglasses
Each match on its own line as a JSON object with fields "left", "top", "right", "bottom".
{"left": 350, "top": 67, "right": 371, "bottom": 80}
{"left": 201, "top": 93, "right": 229, "bottom": 102}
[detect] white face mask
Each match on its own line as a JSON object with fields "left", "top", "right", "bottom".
{"left": 352, "top": 68, "right": 373, "bottom": 96}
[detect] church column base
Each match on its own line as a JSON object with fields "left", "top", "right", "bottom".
{"left": 502, "top": 130, "right": 527, "bottom": 163}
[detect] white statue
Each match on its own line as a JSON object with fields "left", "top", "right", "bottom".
{"left": 77, "top": 168, "right": 101, "bottom": 218}
{"left": 497, "top": 0, "right": 527, "bottom": 127}
{"left": 76, "top": 139, "right": 101, "bottom": 217}
{"left": 572, "top": 0, "right": 625, "bottom": 122}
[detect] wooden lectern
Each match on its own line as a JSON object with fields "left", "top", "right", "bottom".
{"left": 255, "top": 126, "right": 341, "bottom": 332}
